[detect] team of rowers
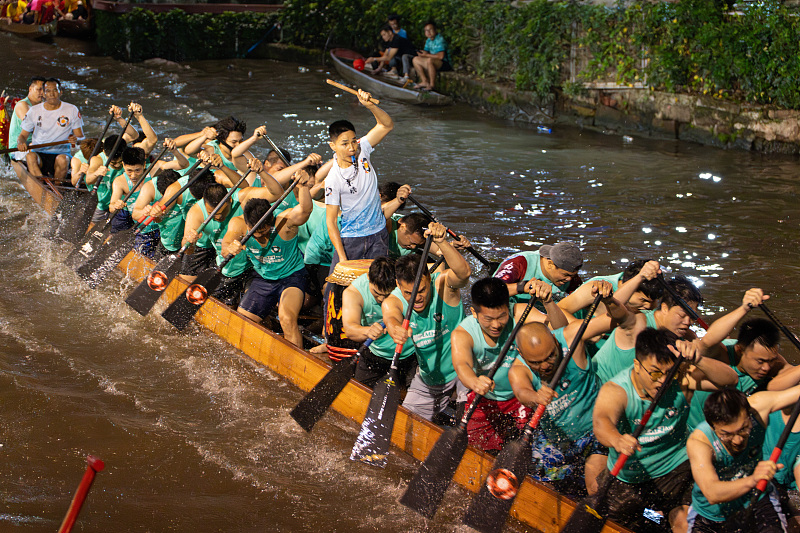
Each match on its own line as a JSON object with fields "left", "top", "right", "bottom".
{"left": 8, "top": 74, "right": 800, "bottom": 533}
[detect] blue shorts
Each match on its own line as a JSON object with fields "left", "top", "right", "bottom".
{"left": 134, "top": 228, "right": 161, "bottom": 260}
{"left": 530, "top": 430, "right": 607, "bottom": 483}
{"left": 238, "top": 267, "right": 308, "bottom": 319}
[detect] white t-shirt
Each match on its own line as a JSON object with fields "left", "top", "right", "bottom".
{"left": 21, "top": 101, "right": 83, "bottom": 155}
{"left": 324, "top": 137, "right": 385, "bottom": 238}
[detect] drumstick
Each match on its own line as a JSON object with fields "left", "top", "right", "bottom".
{"left": 326, "top": 79, "right": 380, "bottom": 105}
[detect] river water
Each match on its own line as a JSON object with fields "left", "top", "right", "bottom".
{"left": 1, "top": 33, "right": 799, "bottom": 532}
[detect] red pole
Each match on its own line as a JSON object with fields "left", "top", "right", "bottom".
{"left": 58, "top": 455, "right": 105, "bottom": 533}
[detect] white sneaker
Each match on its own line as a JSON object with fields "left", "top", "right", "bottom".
{"left": 385, "top": 70, "right": 400, "bottom": 79}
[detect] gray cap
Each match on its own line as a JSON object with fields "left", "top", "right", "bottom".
{"left": 539, "top": 242, "right": 583, "bottom": 272}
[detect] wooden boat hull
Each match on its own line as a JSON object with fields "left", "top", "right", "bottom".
{"left": 330, "top": 48, "right": 453, "bottom": 107}
{"left": 9, "top": 159, "right": 630, "bottom": 533}
{"left": 0, "top": 20, "right": 57, "bottom": 40}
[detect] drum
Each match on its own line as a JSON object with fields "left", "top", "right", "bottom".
{"left": 324, "top": 259, "right": 373, "bottom": 361}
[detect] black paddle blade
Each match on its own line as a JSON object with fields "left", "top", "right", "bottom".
{"left": 350, "top": 374, "right": 400, "bottom": 467}
{"left": 124, "top": 252, "right": 183, "bottom": 316}
{"left": 487, "top": 261, "right": 501, "bottom": 273}
{"left": 559, "top": 499, "right": 607, "bottom": 533}
{"left": 290, "top": 356, "right": 358, "bottom": 432}
{"left": 58, "top": 192, "right": 97, "bottom": 244}
{"left": 75, "top": 230, "right": 135, "bottom": 288}
{"left": 160, "top": 267, "right": 222, "bottom": 331}
{"left": 43, "top": 189, "right": 80, "bottom": 240}
{"left": 463, "top": 438, "right": 533, "bottom": 533}
{"left": 400, "top": 426, "right": 468, "bottom": 518}
{"left": 65, "top": 225, "right": 112, "bottom": 270}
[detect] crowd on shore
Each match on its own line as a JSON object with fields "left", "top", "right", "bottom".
{"left": 1, "top": 0, "right": 86, "bottom": 25}
{"left": 7, "top": 73, "right": 800, "bottom": 533}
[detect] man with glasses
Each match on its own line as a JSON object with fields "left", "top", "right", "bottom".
{"left": 593, "top": 328, "right": 738, "bottom": 532}
{"left": 450, "top": 276, "right": 569, "bottom": 454}
{"left": 686, "top": 386, "right": 800, "bottom": 532}
{"left": 508, "top": 280, "right": 626, "bottom": 494}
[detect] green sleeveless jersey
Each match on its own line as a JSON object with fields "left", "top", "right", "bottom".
{"left": 764, "top": 410, "right": 800, "bottom": 489}
{"left": 457, "top": 309, "right": 520, "bottom": 401}
{"left": 245, "top": 225, "right": 305, "bottom": 281}
{"left": 205, "top": 140, "right": 238, "bottom": 171}
{"left": 593, "top": 310, "right": 658, "bottom": 383}
{"left": 527, "top": 327, "right": 600, "bottom": 441}
{"left": 608, "top": 368, "right": 690, "bottom": 483}
{"left": 353, "top": 274, "right": 416, "bottom": 361}
{"left": 303, "top": 216, "right": 338, "bottom": 267}
{"left": 394, "top": 272, "right": 465, "bottom": 386}
{"left": 8, "top": 97, "right": 31, "bottom": 151}
{"left": 298, "top": 202, "right": 326, "bottom": 255}
{"left": 89, "top": 152, "right": 122, "bottom": 212}
{"left": 196, "top": 190, "right": 241, "bottom": 251}
{"left": 692, "top": 416, "right": 767, "bottom": 522}
{"left": 688, "top": 339, "right": 766, "bottom": 429}
{"left": 152, "top": 176, "right": 187, "bottom": 252}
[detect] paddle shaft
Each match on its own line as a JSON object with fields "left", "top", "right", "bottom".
{"left": 217, "top": 176, "right": 301, "bottom": 270}
{"left": 326, "top": 79, "right": 380, "bottom": 104}
{"left": 57, "top": 455, "right": 105, "bottom": 533}
{"left": 760, "top": 303, "right": 800, "bottom": 352}
{"left": 190, "top": 166, "right": 254, "bottom": 244}
{"left": 457, "top": 296, "right": 541, "bottom": 430}
{"left": 260, "top": 133, "right": 291, "bottom": 167}
{"left": 0, "top": 139, "right": 71, "bottom": 155}
{"left": 406, "top": 195, "right": 497, "bottom": 270}
{"left": 84, "top": 113, "right": 135, "bottom": 188}
{"left": 656, "top": 274, "right": 709, "bottom": 329}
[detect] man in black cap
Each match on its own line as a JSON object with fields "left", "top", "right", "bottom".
{"left": 493, "top": 241, "right": 583, "bottom": 307}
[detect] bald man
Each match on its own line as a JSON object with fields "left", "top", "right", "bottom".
{"left": 509, "top": 280, "right": 625, "bottom": 495}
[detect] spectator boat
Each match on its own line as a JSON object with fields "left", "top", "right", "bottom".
{"left": 7, "top": 157, "right": 632, "bottom": 533}
{"left": 0, "top": 19, "right": 57, "bottom": 40}
{"left": 330, "top": 48, "right": 453, "bottom": 106}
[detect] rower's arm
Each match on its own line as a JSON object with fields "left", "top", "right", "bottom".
{"left": 688, "top": 430, "right": 775, "bottom": 505}
{"left": 682, "top": 340, "right": 739, "bottom": 391}
{"left": 767, "top": 361, "right": 799, "bottom": 391}
{"left": 14, "top": 100, "right": 30, "bottom": 122}
{"left": 593, "top": 381, "right": 640, "bottom": 455}
{"left": 509, "top": 360, "right": 556, "bottom": 408}
{"left": 315, "top": 159, "right": 333, "bottom": 184}
{"left": 700, "top": 288, "right": 767, "bottom": 360}
{"left": 173, "top": 130, "right": 203, "bottom": 149}
{"left": 748, "top": 384, "right": 800, "bottom": 422}
{"left": 451, "top": 327, "right": 488, "bottom": 394}
{"left": 108, "top": 175, "right": 128, "bottom": 214}
{"left": 381, "top": 294, "right": 409, "bottom": 347}
{"left": 283, "top": 172, "right": 313, "bottom": 228}
{"left": 381, "top": 184, "right": 411, "bottom": 220}
{"left": 181, "top": 203, "right": 205, "bottom": 250}
{"left": 84, "top": 155, "right": 105, "bottom": 186}
{"left": 130, "top": 103, "right": 157, "bottom": 154}
{"left": 132, "top": 181, "right": 156, "bottom": 221}
{"left": 184, "top": 127, "right": 215, "bottom": 157}
{"left": 270, "top": 153, "right": 323, "bottom": 187}
{"left": 211, "top": 162, "right": 243, "bottom": 189}
{"left": 360, "top": 91, "right": 393, "bottom": 148}
{"left": 430, "top": 223, "right": 470, "bottom": 289}
{"left": 220, "top": 217, "right": 248, "bottom": 257}
{"left": 341, "top": 287, "right": 381, "bottom": 343}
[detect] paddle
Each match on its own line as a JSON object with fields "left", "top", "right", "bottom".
{"left": 47, "top": 114, "right": 115, "bottom": 242}
{"left": 290, "top": 328, "right": 382, "bottom": 432}
{"left": 463, "top": 294, "right": 605, "bottom": 533}
{"left": 57, "top": 455, "right": 105, "bottom": 533}
{"left": 326, "top": 79, "right": 381, "bottom": 104}
{"left": 59, "top": 113, "right": 134, "bottom": 244}
{"left": 400, "top": 294, "right": 543, "bottom": 518}
{"left": 160, "top": 176, "right": 302, "bottom": 331}
{"left": 559, "top": 354, "right": 687, "bottom": 533}
{"left": 350, "top": 233, "right": 434, "bottom": 467}
{"left": 260, "top": 132, "right": 291, "bottom": 167}
{"left": 0, "top": 139, "right": 72, "bottom": 155}
{"left": 656, "top": 273, "right": 710, "bottom": 329}
{"left": 63, "top": 147, "right": 174, "bottom": 270}
{"left": 74, "top": 162, "right": 212, "bottom": 288}
{"left": 405, "top": 195, "right": 501, "bottom": 272}
{"left": 124, "top": 166, "right": 256, "bottom": 315}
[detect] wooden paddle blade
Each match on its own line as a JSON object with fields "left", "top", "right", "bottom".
{"left": 65, "top": 226, "right": 112, "bottom": 270}
{"left": 559, "top": 497, "right": 608, "bottom": 533}
{"left": 400, "top": 426, "right": 468, "bottom": 518}
{"left": 124, "top": 252, "right": 183, "bottom": 316}
{"left": 290, "top": 357, "right": 358, "bottom": 432}
{"left": 160, "top": 267, "right": 222, "bottom": 331}
{"left": 463, "top": 438, "right": 532, "bottom": 533}
{"left": 75, "top": 230, "right": 135, "bottom": 288}
{"left": 350, "top": 374, "right": 400, "bottom": 467}
{"left": 58, "top": 193, "right": 97, "bottom": 244}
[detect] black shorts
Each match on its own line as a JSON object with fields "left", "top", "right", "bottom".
{"left": 687, "top": 492, "right": 785, "bottom": 533}
{"left": 602, "top": 460, "right": 694, "bottom": 531}
{"left": 354, "top": 347, "right": 418, "bottom": 390}
{"left": 35, "top": 152, "right": 60, "bottom": 177}
{"left": 180, "top": 246, "right": 217, "bottom": 276}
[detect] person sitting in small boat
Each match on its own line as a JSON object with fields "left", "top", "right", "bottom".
{"left": 222, "top": 170, "right": 315, "bottom": 347}
{"left": 2, "top": 0, "right": 27, "bottom": 22}
{"left": 17, "top": 78, "right": 83, "bottom": 185}
{"left": 411, "top": 21, "right": 452, "bottom": 91}
{"left": 8, "top": 76, "right": 43, "bottom": 163}
{"left": 364, "top": 24, "right": 417, "bottom": 80}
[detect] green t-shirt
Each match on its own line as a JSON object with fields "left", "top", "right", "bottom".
{"left": 304, "top": 216, "right": 338, "bottom": 267}
{"left": 608, "top": 368, "right": 690, "bottom": 483}
{"left": 206, "top": 139, "right": 238, "bottom": 171}
{"left": 457, "top": 309, "right": 520, "bottom": 401}
{"left": 393, "top": 272, "right": 465, "bottom": 386}
{"left": 593, "top": 310, "right": 658, "bottom": 383}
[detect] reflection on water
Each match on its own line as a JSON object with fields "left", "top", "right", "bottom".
{"left": 1, "top": 32, "right": 800, "bottom": 532}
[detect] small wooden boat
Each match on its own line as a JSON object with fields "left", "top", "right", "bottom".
{"left": 0, "top": 19, "right": 57, "bottom": 41}
{"left": 330, "top": 48, "right": 453, "bottom": 107}
{"left": 9, "top": 159, "right": 631, "bottom": 533}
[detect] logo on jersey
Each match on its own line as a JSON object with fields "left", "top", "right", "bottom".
{"left": 271, "top": 246, "right": 281, "bottom": 254}
{"left": 433, "top": 313, "right": 443, "bottom": 323}
{"left": 559, "top": 379, "right": 571, "bottom": 391}
{"left": 362, "top": 159, "right": 370, "bottom": 173}
{"left": 57, "top": 115, "right": 69, "bottom": 127}
{"left": 665, "top": 407, "right": 679, "bottom": 419}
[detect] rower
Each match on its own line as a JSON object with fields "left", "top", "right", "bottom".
{"left": 450, "top": 277, "right": 569, "bottom": 454}
{"left": 223, "top": 170, "right": 315, "bottom": 347}
{"left": 184, "top": 116, "right": 246, "bottom": 172}
{"left": 85, "top": 136, "right": 126, "bottom": 224}
{"left": 17, "top": 77, "right": 84, "bottom": 185}
{"left": 69, "top": 138, "right": 96, "bottom": 188}
{"left": 687, "top": 387, "right": 800, "bottom": 532}
{"left": 493, "top": 241, "right": 583, "bottom": 309}
{"left": 592, "top": 329, "right": 738, "bottom": 532}
{"left": 382, "top": 221, "right": 471, "bottom": 423}
{"left": 8, "top": 76, "right": 44, "bottom": 164}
